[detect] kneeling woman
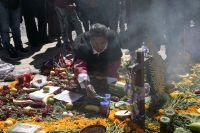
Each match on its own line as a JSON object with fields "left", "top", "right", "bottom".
{"left": 73, "top": 23, "right": 123, "bottom": 98}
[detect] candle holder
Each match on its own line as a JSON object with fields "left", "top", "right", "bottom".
{"left": 100, "top": 100, "right": 110, "bottom": 116}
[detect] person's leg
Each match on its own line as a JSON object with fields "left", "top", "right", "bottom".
{"left": 34, "top": 0, "right": 49, "bottom": 42}
{"left": 0, "top": 3, "right": 12, "bottom": 51}
{"left": 0, "top": 3, "right": 20, "bottom": 59}
{"left": 56, "top": 37, "right": 61, "bottom": 47}
{"left": 9, "top": 6, "right": 22, "bottom": 49}
{"left": 55, "top": 7, "right": 70, "bottom": 44}
{"left": 10, "top": 6, "right": 29, "bottom": 54}
{"left": 68, "top": 10, "right": 83, "bottom": 36}
{"left": 82, "top": 19, "right": 89, "bottom": 32}
{"left": 21, "top": 0, "right": 39, "bottom": 46}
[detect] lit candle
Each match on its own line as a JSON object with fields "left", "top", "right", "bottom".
{"left": 24, "top": 71, "right": 32, "bottom": 83}
{"left": 160, "top": 117, "right": 170, "bottom": 133}
{"left": 100, "top": 100, "right": 109, "bottom": 115}
{"left": 17, "top": 75, "right": 24, "bottom": 84}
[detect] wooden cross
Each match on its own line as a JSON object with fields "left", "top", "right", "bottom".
{"left": 128, "top": 51, "right": 151, "bottom": 116}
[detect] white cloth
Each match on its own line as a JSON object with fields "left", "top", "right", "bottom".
{"left": 78, "top": 73, "right": 90, "bottom": 88}
{"left": 78, "top": 74, "right": 117, "bottom": 88}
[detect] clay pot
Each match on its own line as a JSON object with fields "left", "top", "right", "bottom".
{"left": 80, "top": 124, "right": 106, "bottom": 133}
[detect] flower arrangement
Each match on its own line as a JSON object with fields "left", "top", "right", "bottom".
{"left": 118, "top": 47, "right": 149, "bottom": 118}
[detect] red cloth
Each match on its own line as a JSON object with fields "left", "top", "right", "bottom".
{"left": 74, "top": 59, "right": 88, "bottom": 79}
{"left": 73, "top": 59, "right": 121, "bottom": 79}
{"left": 54, "top": 0, "right": 74, "bottom": 8}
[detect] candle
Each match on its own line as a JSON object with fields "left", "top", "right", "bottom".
{"left": 24, "top": 71, "right": 32, "bottom": 83}
{"left": 100, "top": 100, "right": 109, "bottom": 115}
{"left": 160, "top": 117, "right": 170, "bottom": 133}
{"left": 17, "top": 75, "right": 24, "bottom": 84}
{"left": 164, "top": 109, "right": 175, "bottom": 128}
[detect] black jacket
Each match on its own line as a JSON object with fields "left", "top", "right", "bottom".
{"left": 73, "top": 31, "right": 123, "bottom": 71}
{"left": 0, "top": 0, "right": 20, "bottom": 10}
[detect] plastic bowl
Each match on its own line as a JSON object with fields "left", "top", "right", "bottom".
{"left": 114, "top": 110, "right": 132, "bottom": 120}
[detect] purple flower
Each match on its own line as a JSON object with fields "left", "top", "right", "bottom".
{"left": 124, "top": 84, "right": 132, "bottom": 91}
{"left": 127, "top": 97, "right": 133, "bottom": 103}
{"left": 134, "top": 107, "right": 139, "bottom": 115}
{"left": 129, "top": 56, "right": 132, "bottom": 60}
{"left": 142, "top": 46, "right": 149, "bottom": 53}
{"left": 137, "top": 89, "right": 145, "bottom": 98}
{"left": 122, "top": 69, "right": 128, "bottom": 76}
{"left": 133, "top": 93, "right": 139, "bottom": 102}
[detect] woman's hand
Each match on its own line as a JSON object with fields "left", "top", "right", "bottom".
{"left": 86, "top": 84, "right": 96, "bottom": 98}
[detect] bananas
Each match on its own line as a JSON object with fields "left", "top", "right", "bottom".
{"left": 23, "top": 87, "right": 39, "bottom": 93}
{"left": 13, "top": 99, "right": 33, "bottom": 105}
{"left": 84, "top": 105, "right": 100, "bottom": 113}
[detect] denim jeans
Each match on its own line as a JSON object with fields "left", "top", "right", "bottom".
{"left": 0, "top": 2, "right": 22, "bottom": 51}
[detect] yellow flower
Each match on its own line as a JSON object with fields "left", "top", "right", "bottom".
{"left": 185, "top": 91, "right": 194, "bottom": 97}
{"left": 158, "top": 109, "right": 164, "bottom": 114}
{"left": 9, "top": 81, "right": 18, "bottom": 89}
{"left": 170, "top": 92, "right": 185, "bottom": 98}
{"left": 190, "top": 74, "right": 197, "bottom": 77}
{"left": 194, "top": 64, "right": 200, "bottom": 68}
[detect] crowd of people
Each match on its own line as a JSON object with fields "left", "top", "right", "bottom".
{"left": 0, "top": 0, "right": 200, "bottom": 60}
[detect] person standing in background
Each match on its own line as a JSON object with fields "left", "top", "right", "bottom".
{"left": 21, "top": 0, "right": 52, "bottom": 47}
{"left": 54, "top": 0, "right": 83, "bottom": 51}
{"left": 76, "top": 0, "right": 90, "bottom": 32}
{"left": 107, "top": 0, "right": 121, "bottom": 31}
{"left": 147, "top": 0, "right": 167, "bottom": 50}
{"left": 87, "top": 0, "right": 108, "bottom": 27}
{"left": 45, "top": 0, "right": 62, "bottom": 47}
{"left": 128, "top": 0, "right": 150, "bottom": 50}
{"left": 165, "top": 0, "right": 187, "bottom": 47}
{"left": 0, "top": 0, "right": 29, "bottom": 59}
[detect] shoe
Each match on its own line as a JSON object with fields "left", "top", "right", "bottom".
{"left": 16, "top": 47, "right": 29, "bottom": 54}
{"left": 7, "top": 49, "right": 20, "bottom": 59}
{"left": 65, "top": 44, "right": 73, "bottom": 51}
